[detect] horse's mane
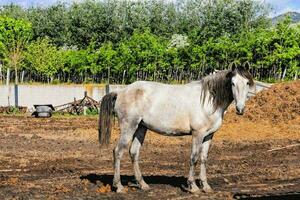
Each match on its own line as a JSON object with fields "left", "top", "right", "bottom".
{"left": 200, "top": 68, "right": 254, "bottom": 111}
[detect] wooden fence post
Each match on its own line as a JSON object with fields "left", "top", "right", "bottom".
{"left": 105, "top": 84, "right": 110, "bottom": 94}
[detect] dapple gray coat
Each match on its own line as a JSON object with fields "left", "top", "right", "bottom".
{"left": 98, "top": 63, "right": 254, "bottom": 193}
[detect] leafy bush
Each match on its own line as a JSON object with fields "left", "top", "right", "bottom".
{"left": 0, "top": 0, "right": 299, "bottom": 83}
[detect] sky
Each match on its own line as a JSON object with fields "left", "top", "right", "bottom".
{"left": 264, "top": 0, "right": 300, "bottom": 16}
{"left": 0, "top": 0, "right": 82, "bottom": 8}
{"left": 0, "top": 0, "right": 300, "bottom": 17}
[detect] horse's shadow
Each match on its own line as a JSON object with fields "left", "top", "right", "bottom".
{"left": 80, "top": 174, "right": 190, "bottom": 191}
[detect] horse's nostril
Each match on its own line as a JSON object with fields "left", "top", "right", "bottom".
{"left": 236, "top": 107, "right": 244, "bottom": 115}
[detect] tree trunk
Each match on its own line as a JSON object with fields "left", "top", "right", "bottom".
{"left": 122, "top": 70, "right": 126, "bottom": 84}
{"left": 21, "top": 71, "right": 25, "bottom": 83}
{"left": 294, "top": 69, "right": 298, "bottom": 80}
{"left": 0, "top": 64, "right": 2, "bottom": 83}
{"left": 6, "top": 68, "right": 10, "bottom": 86}
{"left": 15, "top": 65, "right": 18, "bottom": 85}
{"left": 175, "top": 66, "right": 178, "bottom": 81}
{"left": 108, "top": 66, "right": 110, "bottom": 84}
{"left": 179, "top": 70, "right": 182, "bottom": 83}
{"left": 281, "top": 66, "right": 287, "bottom": 80}
{"left": 198, "top": 69, "right": 201, "bottom": 80}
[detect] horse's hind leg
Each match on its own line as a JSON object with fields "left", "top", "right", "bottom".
{"left": 113, "top": 120, "right": 138, "bottom": 193}
{"left": 129, "top": 124, "right": 149, "bottom": 190}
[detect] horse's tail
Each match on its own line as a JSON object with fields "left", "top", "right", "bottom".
{"left": 98, "top": 92, "right": 117, "bottom": 146}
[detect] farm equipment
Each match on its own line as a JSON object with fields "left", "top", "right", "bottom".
{"left": 32, "top": 105, "right": 55, "bottom": 118}
{"left": 53, "top": 92, "right": 100, "bottom": 115}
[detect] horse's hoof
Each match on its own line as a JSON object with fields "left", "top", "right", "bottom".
{"left": 115, "top": 185, "right": 126, "bottom": 193}
{"left": 116, "top": 187, "right": 126, "bottom": 193}
{"left": 189, "top": 188, "right": 201, "bottom": 194}
{"left": 140, "top": 183, "right": 150, "bottom": 191}
{"left": 203, "top": 187, "right": 214, "bottom": 193}
{"left": 187, "top": 186, "right": 201, "bottom": 194}
{"left": 186, "top": 181, "right": 201, "bottom": 194}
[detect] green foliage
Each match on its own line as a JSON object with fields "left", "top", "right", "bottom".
{"left": 7, "top": 106, "right": 20, "bottom": 114}
{"left": 0, "top": 16, "right": 32, "bottom": 62}
{"left": 0, "top": 15, "right": 32, "bottom": 83}
{"left": 117, "top": 30, "right": 167, "bottom": 82}
{"left": 24, "top": 38, "right": 63, "bottom": 79}
{"left": 0, "top": 16, "right": 31, "bottom": 49}
{"left": 0, "top": 0, "right": 299, "bottom": 83}
{"left": 85, "top": 107, "right": 99, "bottom": 116}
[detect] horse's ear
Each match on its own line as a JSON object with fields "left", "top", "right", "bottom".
{"left": 244, "top": 62, "right": 250, "bottom": 71}
{"left": 231, "top": 62, "right": 237, "bottom": 72}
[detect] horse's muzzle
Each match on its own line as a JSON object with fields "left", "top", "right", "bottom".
{"left": 236, "top": 107, "right": 244, "bottom": 115}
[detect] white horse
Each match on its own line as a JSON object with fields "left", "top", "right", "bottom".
{"left": 98, "top": 63, "right": 254, "bottom": 193}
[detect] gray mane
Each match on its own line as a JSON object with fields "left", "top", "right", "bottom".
{"left": 199, "top": 68, "right": 254, "bottom": 111}
{"left": 200, "top": 70, "right": 233, "bottom": 111}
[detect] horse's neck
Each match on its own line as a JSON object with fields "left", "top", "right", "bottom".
{"left": 216, "top": 88, "right": 234, "bottom": 114}
{"left": 221, "top": 99, "right": 233, "bottom": 112}
{"left": 205, "top": 93, "right": 233, "bottom": 114}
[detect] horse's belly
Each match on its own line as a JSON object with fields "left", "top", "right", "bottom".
{"left": 141, "top": 100, "right": 194, "bottom": 136}
{"left": 141, "top": 119, "right": 191, "bottom": 136}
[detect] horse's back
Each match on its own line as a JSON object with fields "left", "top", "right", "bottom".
{"left": 119, "top": 81, "right": 198, "bottom": 105}
{"left": 126, "top": 80, "right": 183, "bottom": 89}
{"left": 114, "top": 81, "right": 202, "bottom": 135}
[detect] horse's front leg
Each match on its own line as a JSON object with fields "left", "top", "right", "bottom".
{"left": 199, "top": 133, "right": 214, "bottom": 193}
{"left": 187, "top": 133, "right": 203, "bottom": 194}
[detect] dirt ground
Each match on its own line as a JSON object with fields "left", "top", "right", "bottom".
{"left": 0, "top": 81, "right": 299, "bottom": 199}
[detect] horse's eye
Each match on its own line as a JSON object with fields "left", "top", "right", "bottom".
{"left": 247, "top": 82, "right": 250, "bottom": 85}
{"left": 231, "top": 82, "right": 235, "bottom": 86}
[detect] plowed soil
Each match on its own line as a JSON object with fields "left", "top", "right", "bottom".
{"left": 0, "top": 81, "right": 299, "bottom": 199}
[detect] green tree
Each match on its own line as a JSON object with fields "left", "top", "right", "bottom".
{"left": 62, "top": 47, "right": 89, "bottom": 83}
{"left": 117, "top": 30, "right": 167, "bottom": 82}
{"left": 24, "top": 38, "right": 63, "bottom": 83}
{"left": 0, "top": 16, "right": 32, "bottom": 84}
{"left": 1, "top": 0, "right": 298, "bottom": 83}
{"left": 96, "top": 42, "right": 117, "bottom": 83}
{"left": 272, "top": 17, "right": 300, "bottom": 79}
{"left": 27, "top": 3, "right": 71, "bottom": 47}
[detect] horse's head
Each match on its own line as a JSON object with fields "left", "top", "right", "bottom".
{"left": 229, "top": 63, "right": 254, "bottom": 115}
